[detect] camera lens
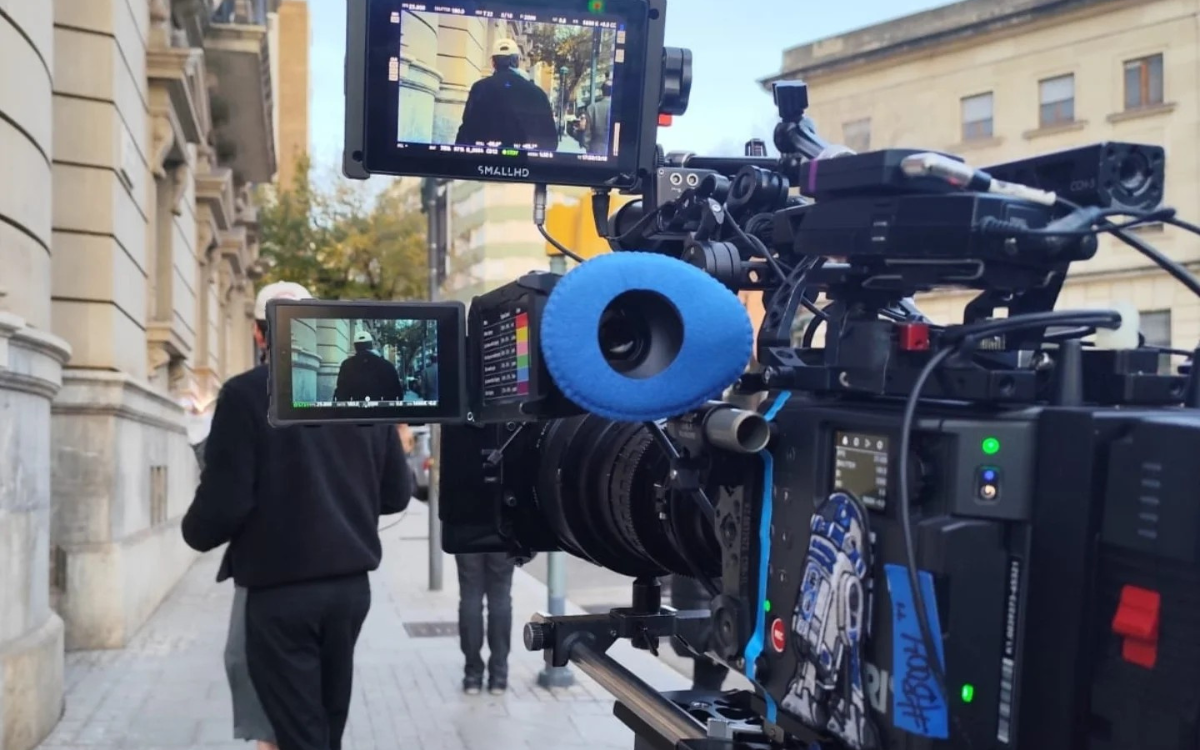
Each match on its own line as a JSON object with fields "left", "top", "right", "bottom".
{"left": 532, "top": 415, "right": 721, "bottom": 580}
{"left": 597, "top": 290, "right": 684, "bottom": 379}
{"left": 598, "top": 307, "right": 648, "bottom": 368}
{"left": 1118, "top": 151, "right": 1150, "bottom": 193}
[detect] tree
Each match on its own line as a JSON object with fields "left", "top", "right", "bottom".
{"left": 523, "top": 24, "right": 600, "bottom": 107}
{"left": 256, "top": 156, "right": 429, "bottom": 302}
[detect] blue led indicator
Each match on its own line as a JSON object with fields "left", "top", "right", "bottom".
{"left": 983, "top": 470, "right": 996, "bottom": 482}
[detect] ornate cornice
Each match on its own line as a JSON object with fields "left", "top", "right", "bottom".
{"left": 218, "top": 227, "right": 247, "bottom": 278}
{"left": 147, "top": 46, "right": 210, "bottom": 146}
{"left": 195, "top": 167, "right": 235, "bottom": 232}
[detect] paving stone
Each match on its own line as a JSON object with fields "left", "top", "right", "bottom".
{"left": 37, "top": 503, "right": 688, "bottom": 750}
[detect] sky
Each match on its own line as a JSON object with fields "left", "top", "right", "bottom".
{"left": 307, "top": 0, "right": 957, "bottom": 182}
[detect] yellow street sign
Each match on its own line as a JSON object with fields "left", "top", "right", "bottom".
{"left": 544, "top": 195, "right": 633, "bottom": 259}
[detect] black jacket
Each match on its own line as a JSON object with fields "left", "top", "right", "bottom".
{"left": 182, "top": 366, "right": 412, "bottom": 588}
{"left": 456, "top": 68, "right": 559, "bottom": 150}
{"left": 334, "top": 351, "right": 404, "bottom": 402}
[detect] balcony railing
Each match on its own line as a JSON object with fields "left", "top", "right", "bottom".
{"left": 212, "top": 0, "right": 268, "bottom": 26}
{"left": 204, "top": 0, "right": 277, "bottom": 183}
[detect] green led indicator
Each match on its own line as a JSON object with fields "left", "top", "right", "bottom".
{"left": 981, "top": 437, "right": 1001, "bottom": 456}
{"left": 588, "top": 0, "right": 605, "bottom": 12}
{"left": 764, "top": 600, "right": 772, "bottom": 613}
{"left": 961, "top": 684, "right": 975, "bottom": 703}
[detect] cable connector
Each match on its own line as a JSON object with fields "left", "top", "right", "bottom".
{"left": 532, "top": 183, "right": 586, "bottom": 264}
{"left": 900, "top": 152, "right": 1056, "bottom": 206}
{"left": 534, "top": 183, "right": 549, "bottom": 227}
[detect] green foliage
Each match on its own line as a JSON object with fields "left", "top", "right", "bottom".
{"left": 256, "top": 155, "right": 428, "bottom": 302}
{"left": 376, "top": 321, "right": 436, "bottom": 374}
{"left": 523, "top": 25, "right": 606, "bottom": 108}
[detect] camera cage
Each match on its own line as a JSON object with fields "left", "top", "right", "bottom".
{"left": 329, "top": 3, "right": 1200, "bottom": 748}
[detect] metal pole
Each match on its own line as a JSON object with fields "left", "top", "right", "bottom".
{"left": 423, "top": 178, "right": 443, "bottom": 592}
{"left": 538, "top": 252, "right": 573, "bottom": 688}
{"left": 569, "top": 640, "right": 705, "bottom": 744}
{"left": 589, "top": 29, "right": 599, "bottom": 104}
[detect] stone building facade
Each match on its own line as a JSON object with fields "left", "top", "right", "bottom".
{"left": 442, "top": 181, "right": 584, "bottom": 304}
{"left": 0, "top": 1, "right": 284, "bottom": 748}
{"left": 753, "top": 0, "right": 1199, "bottom": 354}
{"left": 275, "top": 0, "right": 309, "bottom": 187}
{"left": 290, "top": 318, "right": 352, "bottom": 403}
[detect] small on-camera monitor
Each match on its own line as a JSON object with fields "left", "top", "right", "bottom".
{"left": 344, "top": 0, "right": 655, "bottom": 189}
{"left": 266, "top": 300, "right": 466, "bottom": 426}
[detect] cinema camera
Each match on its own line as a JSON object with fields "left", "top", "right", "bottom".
{"left": 262, "top": 1, "right": 1200, "bottom": 748}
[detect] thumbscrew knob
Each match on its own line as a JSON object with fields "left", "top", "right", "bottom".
{"left": 524, "top": 622, "right": 549, "bottom": 651}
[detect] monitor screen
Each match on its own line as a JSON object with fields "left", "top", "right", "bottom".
{"left": 354, "top": 0, "right": 651, "bottom": 186}
{"left": 268, "top": 301, "right": 466, "bottom": 425}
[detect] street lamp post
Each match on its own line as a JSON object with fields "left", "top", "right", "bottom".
{"left": 537, "top": 251, "right": 575, "bottom": 690}
{"left": 559, "top": 65, "right": 570, "bottom": 138}
{"left": 421, "top": 178, "right": 444, "bottom": 592}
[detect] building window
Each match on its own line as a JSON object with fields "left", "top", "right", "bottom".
{"left": 842, "top": 118, "right": 871, "bottom": 153}
{"left": 1124, "top": 54, "right": 1164, "bottom": 110}
{"left": 1140, "top": 309, "right": 1173, "bottom": 374}
{"left": 1038, "top": 74, "right": 1075, "bottom": 127}
{"left": 961, "top": 92, "right": 994, "bottom": 141}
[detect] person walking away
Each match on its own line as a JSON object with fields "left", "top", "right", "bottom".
{"left": 333, "top": 330, "right": 405, "bottom": 403}
{"left": 669, "top": 574, "right": 729, "bottom": 691}
{"left": 456, "top": 552, "right": 516, "bottom": 695}
{"left": 182, "top": 281, "right": 413, "bottom": 750}
{"left": 580, "top": 79, "right": 614, "bottom": 155}
{"left": 455, "top": 38, "right": 558, "bottom": 151}
{"left": 420, "top": 354, "right": 439, "bottom": 402}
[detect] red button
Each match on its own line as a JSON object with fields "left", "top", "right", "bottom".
{"left": 896, "top": 323, "right": 931, "bottom": 351}
{"left": 770, "top": 618, "right": 786, "bottom": 653}
{"left": 1112, "top": 585, "right": 1161, "bottom": 669}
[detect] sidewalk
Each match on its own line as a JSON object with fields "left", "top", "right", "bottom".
{"left": 36, "top": 502, "right": 688, "bottom": 750}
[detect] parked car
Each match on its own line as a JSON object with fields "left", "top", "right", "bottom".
{"left": 407, "top": 425, "right": 432, "bottom": 500}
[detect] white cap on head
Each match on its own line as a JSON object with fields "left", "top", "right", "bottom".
{"left": 354, "top": 330, "right": 374, "bottom": 345}
{"left": 492, "top": 38, "right": 519, "bottom": 57}
{"left": 254, "top": 281, "right": 312, "bottom": 321}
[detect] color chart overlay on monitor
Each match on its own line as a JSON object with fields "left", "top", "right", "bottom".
{"left": 481, "top": 306, "right": 531, "bottom": 402}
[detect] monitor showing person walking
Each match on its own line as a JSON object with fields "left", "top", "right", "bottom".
{"left": 390, "top": 4, "right": 622, "bottom": 157}
{"left": 290, "top": 318, "right": 441, "bottom": 408}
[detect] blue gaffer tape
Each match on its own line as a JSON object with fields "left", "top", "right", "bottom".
{"left": 883, "top": 564, "right": 949, "bottom": 740}
{"left": 742, "top": 390, "right": 792, "bottom": 725}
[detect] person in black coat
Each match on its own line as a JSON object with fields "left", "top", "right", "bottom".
{"left": 183, "top": 282, "right": 413, "bottom": 750}
{"left": 455, "top": 38, "right": 559, "bottom": 151}
{"left": 333, "top": 330, "right": 404, "bottom": 403}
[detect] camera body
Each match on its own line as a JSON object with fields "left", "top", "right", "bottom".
{"left": 260, "top": 1, "right": 1200, "bottom": 748}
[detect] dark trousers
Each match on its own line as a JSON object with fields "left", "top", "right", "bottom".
{"left": 245, "top": 574, "right": 371, "bottom": 750}
{"left": 455, "top": 552, "right": 514, "bottom": 683}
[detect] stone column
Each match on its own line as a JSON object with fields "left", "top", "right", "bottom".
{"left": 291, "top": 317, "right": 319, "bottom": 402}
{"left": 0, "top": 4, "right": 68, "bottom": 749}
{"left": 316, "top": 319, "right": 352, "bottom": 401}
{"left": 194, "top": 243, "right": 219, "bottom": 394}
{"left": 227, "top": 281, "right": 250, "bottom": 376}
{"left": 433, "top": 17, "right": 490, "bottom": 143}
{"left": 217, "top": 258, "right": 234, "bottom": 381}
{"left": 397, "top": 11, "right": 443, "bottom": 143}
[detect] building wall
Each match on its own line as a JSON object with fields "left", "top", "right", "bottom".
{"left": 1, "top": 1, "right": 274, "bottom": 744}
{"left": 444, "top": 181, "right": 579, "bottom": 304}
{"left": 763, "top": 0, "right": 1200, "bottom": 354}
{"left": 48, "top": 0, "right": 201, "bottom": 654}
{"left": 277, "top": 0, "right": 309, "bottom": 186}
{"left": 0, "top": 5, "right": 69, "bottom": 750}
